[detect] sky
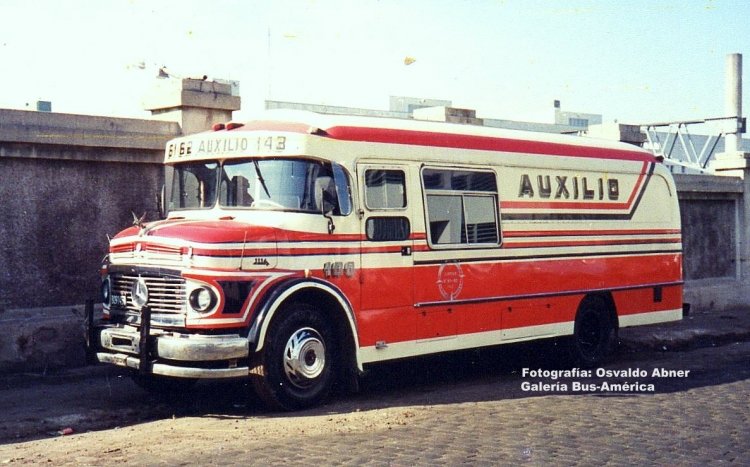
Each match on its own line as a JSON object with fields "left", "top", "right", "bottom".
{"left": 1, "top": 0, "right": 749, "bottom": 125}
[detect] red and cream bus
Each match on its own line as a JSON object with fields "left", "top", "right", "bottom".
{"left": 90, "top": 110, "right": 683, "bottom": 410}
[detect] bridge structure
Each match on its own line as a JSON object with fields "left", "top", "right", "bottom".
{"left": 642, "top": 53, "right": 747, "bottom": 174}
{"left": 642, "top": 116, "right": 746, "bottom": 174}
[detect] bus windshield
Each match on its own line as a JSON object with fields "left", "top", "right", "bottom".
{"left": 170, "top": 158, "right": 352, "bottom": 215}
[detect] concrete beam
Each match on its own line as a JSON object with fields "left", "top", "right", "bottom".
{"left": 0, "top": 109, "right": 180, "bottom": 151}
{"left": 0, "top": 142, "right": 164, "bottom": 164}
{"left": 674, "top": 173, "right": 744, "bottom": 197}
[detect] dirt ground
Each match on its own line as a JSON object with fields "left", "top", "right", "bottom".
{"left": 1, "top": 341, "right": 749, "bottom": 465}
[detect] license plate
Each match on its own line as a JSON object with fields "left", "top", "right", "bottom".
{"left": 111, "top": 294, "right": 127, "bottom": 306}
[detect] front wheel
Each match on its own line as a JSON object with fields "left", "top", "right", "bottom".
{"left": 250, "top": 303, "right": 336, "bottom": 411}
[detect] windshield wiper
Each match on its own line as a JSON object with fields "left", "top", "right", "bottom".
{"left": 253, "top": 160, "right": 271, "bottom": 198}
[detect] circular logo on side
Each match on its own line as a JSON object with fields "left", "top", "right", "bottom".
{"left": 437, "top": 263, "right": 464, "bottom": 301}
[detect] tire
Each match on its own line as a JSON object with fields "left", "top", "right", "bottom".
{"left": 250, "top": 302, "right": 337, "bottom": 411}
{"left": 569, "top": 296, "right": 616, "bottom": 367}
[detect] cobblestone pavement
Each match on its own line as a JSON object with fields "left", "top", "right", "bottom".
{"left": 1, "top": 340, "right": 748, "bottom": 465}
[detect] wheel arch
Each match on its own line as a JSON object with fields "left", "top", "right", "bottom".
{"left": 576, "top": 291, "right": 620, "bottom": 336}
{"left": 569, "top": 291, "right": 620, "bottom": 367}
{"left": 249, "top": 278, "right": 362, "bottom": 371}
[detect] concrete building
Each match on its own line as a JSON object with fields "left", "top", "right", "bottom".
{"left": 389, "top": 96, "right": 452, "bottom": 114}
{"left": 268, "top": 97, "right": 597, "bottom": 134}
{"left": 554, "top": 99, "right": 602, "bottom": 128}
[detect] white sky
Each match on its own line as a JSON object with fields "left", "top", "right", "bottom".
{"left": 1, "top": 0, "right": 748, "bottom": 125}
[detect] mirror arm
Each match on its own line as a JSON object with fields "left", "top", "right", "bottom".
{"left": 321, "top": 188, "right": 336, "bottom": 235}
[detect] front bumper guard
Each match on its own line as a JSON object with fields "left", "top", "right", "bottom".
{"left": 91, "top": 322, "right": 251, "bottom": 379}
{"left": 95, "top": 352, "right": 250, "bottom": 379}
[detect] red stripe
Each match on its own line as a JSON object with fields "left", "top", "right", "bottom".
{"left": 117, "top": 233, "right": 681, "bottom": 257}
{"left": 278, "top": 232, "right": 363, "bottom": 242}
{"left": 325, "top": 126, "right": 655, "bottom": 162}
{"left": 189, "top": 245, "right": 405, "bottom": 257}
{"left": 503, "top": 199, "right": 627, "bottom": 210}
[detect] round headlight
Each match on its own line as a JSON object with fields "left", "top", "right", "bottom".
{"left": 101, "top": 277, "right": 111, "bottom": 306}
{"left": 189, "top": 287, "right": 216, "bottom": 313}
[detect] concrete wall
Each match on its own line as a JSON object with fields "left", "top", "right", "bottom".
{"left": 0, "top": 109, "right": 180, "bottom": 372}
{"left": 0, "top": 110, "right": 179, "bottom": 311}
{"left": 675, "top": 173, "right": 749, "bottom": 311}
{"left": 0, "top": 78, "right": 239, "bottom": 374}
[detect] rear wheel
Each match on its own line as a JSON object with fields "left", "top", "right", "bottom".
{"left": 570, "top": 296, "right": 616, "bottom": 367}
{"left": 250, "top": 302, "right": 336, "bottom": 411}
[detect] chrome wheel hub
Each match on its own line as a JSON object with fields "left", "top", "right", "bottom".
{"left": 283, "top": 327, "right": 326, "bottom": 388}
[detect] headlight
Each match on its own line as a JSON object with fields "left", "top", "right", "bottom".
{"left": 189, "top": 287, "right": 216, "bottom": 313}
{"left": 101, "top": 277, "right": 111, "bottom": 306}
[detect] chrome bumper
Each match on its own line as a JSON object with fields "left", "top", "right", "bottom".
{"left": 95, "top": 325, "right": 250, "bottom": 379}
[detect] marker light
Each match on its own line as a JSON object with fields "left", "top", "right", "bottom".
{"left": 225, "top": 122, "right": 245, "bottom": 130}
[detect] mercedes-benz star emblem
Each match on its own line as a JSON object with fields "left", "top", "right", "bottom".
{"left": 131, "top": 278, "right": 149, "bottom": 309}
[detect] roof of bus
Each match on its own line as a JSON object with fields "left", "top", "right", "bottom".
{"left": 206, "top": 110, "right": 656, "bottom": 163}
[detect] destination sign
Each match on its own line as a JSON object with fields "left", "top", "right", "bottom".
{"left": 518, "top": 173, "right": 620, "bottom": 201}
{"left": 164, "top": 133, "right": 301, "bottom": 162}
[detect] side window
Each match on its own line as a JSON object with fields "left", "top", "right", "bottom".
{"left": 422, "top": 168, "right": 500, "bottom": 247}
{"left": 171, "top": 162, "right": 219, "bottom": 210}
{"left": 366, "top": 217, "right": 411, "bottom": 241}
{"left": 332, "top": 163, "right": 353, "bottom": 216}
{"left": 365, "top": 169, "right": 406, "bottom": 209}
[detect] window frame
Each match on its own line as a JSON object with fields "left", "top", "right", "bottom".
{"left": 421, "top": 166, "right": 502, "bottom": 249}
{"left": 363, "top": 168, "right": 408, "bottom": 211}
{"left": 365, "top": 216, "right": 411, "bottom": 242}
{"left": 170, "top": 157, "right": 353, "bottom": 216}
{"left": 170, "top": 161, "right": 220, "bottom": 211}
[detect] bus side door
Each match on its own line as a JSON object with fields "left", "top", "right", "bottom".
{"left": 357, "top": 163, "right": 416, "bottom": 343}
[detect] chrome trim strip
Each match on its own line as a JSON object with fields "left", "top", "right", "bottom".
{"left": 414, "top": 280, "right": 684, "bottom": 308}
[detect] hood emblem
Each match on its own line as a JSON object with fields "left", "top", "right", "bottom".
{"left": 132, "top": 211, "right": 147, "bottom": 233}
{"left": 131, "top": 277, "right": 149, "bottom": 309}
